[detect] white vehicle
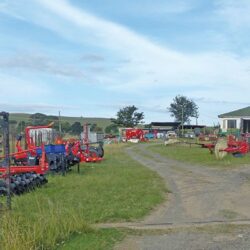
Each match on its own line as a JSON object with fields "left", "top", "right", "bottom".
{"left": 166, "top": 131, "right": 177, "bottom": 138}
{"left": 184, "top": 132, "right": 195, "bottom": 138}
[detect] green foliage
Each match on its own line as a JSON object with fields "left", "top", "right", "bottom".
{"left": 168, "top": 95, "right": 199, "bottom": 124}
{"left": 10, "top": 113, "right": 112, "bottom": 132}
{"left": 61, "top": 121, "right": 71, "bottom": 133}
{"left": 29, "top": 113, "right": 58, "bottom": 126}
{"left": 16, "top": 121, "right": 27, "bottom": 133}
{"left": 105, "top": 124, "right": 119, "bottom": 134}
{"left": 70, "top": 122, "right": 82, "bottom": 135}
{"left": 29, "top": 113, "right": 47, "bottom": 119}
{"left": 111, "top": 105, "right": 144, "bottom": 128}
{"left": 90, "top": 123, "right": 103, "bottom": 132}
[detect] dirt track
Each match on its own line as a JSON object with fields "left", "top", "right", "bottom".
{"left": 114, "top": 143, "right": 250, "bottom": 250}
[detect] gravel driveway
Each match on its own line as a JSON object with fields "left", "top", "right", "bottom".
{"left": 114, "top": 143, "right": 250, "bottom": 250}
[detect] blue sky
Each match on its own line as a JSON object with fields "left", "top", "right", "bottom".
{"left": 0, "top": 0, "right": 250, "bottom": 125}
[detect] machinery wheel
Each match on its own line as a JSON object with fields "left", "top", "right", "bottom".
{"left": 96, "top": 147, "right": 104, "bottom": 158}
{"left": 214, "top": 138, "right": 228, "bottom": 160}
{"left": 89, "top": 146, "right": 104, "bottom": 158}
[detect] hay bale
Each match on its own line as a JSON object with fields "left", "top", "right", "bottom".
{"left": 164, "top": 138, "right": 179, "bottom": 146}
{"left": 214, "top": 138, "right": 228, "bottom": 159}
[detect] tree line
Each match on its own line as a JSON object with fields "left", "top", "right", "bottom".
{"left": 5, "top": 95, "right": 199, "bottom": 136}
{"left": 111, "top": 95, "right": 199, "bottom": 128}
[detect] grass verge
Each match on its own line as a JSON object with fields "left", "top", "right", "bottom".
{"left": 58, "top": 228, "right": 125, "bottom": 250}
{"left": 0, "top": 144, "right": 166, "bottom": 250}
{"left": 147, "top": 143, "right": 250, "bottom": 167}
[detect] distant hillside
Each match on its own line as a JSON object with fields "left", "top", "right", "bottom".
{"left": 9, "top": 113, "right": 112, "bottom": 130}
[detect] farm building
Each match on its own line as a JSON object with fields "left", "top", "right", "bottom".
{"left": 150, "top": 122, "right": 181, "bottom": 132}
{"left": 150, "top": 122, "right": 205, "bottom": 137}
{"left": 218, "top": 106, "right": 250, "bottom": 133}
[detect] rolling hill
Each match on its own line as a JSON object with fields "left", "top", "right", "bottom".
{"left": 9, "top": 113, "right": 112, "bottom": 130}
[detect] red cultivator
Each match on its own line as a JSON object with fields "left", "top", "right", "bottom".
{"left": 0, "top": 144, "right": 48, "bottom": 196}
{"left": 0, "top": 113, "right": 48, "bottom": 208}
{"left": 220, "top": 135, "right": 249, "bottom": 156}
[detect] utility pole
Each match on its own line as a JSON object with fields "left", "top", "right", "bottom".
{"left": 181, "top": 106, "right": 184, "bottom": 136}
{"left": 58, "top": 111, "right": 62, "bottom": 136}
{"left": 0, "top": 112, "right": 11, "bottom": 210}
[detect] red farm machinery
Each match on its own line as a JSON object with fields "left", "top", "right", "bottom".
{"left": 214, "top": 134, "right": 250, "bottom": 159}
{"left": 121, "top": 128, "right": 148, "bottom": 143}
{"left": 0, "top": 112, "right": 104, "bottom": 204}
{"left": 196, "top": 132, "right": 250, "bottom": 159}
{"left": 0, "top": 113, "right": 48, "bottom": 205}
{"left": 11, "top": 122, "right": 104, "bottom": 170}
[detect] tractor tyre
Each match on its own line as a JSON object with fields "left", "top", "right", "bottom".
{"left": 97, "top": 147, "right": 104, "bottom": 158}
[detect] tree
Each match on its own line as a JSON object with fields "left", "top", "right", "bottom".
{"left": 105, "top": 124, "right": 119, "bottom": 134}
{"left": 61, "top": 122, "right": 71, "bottom": 133}
{"left": 70, "top": 122, "right": 82, "bottom": 135}
{"left": 111, "top": 105, "right": 144, "bottom": 127}
{"left": 17, "top": 121, "right": 27, "bottom": 133}
{"left": 29, "top": 113, "right": 58, "bottom": 126}
{"left": 168, "top": 95, "right": 199, "bottom": 124}
{"left": 90, "top": 123, "right": 103, "bottom": 132}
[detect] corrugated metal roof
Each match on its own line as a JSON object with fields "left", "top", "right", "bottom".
{"left": 150, "top": 122, "right": 205, "bottom": 129}
{"left": 218, "top": 106, "right": 250, "bottom": 118}
{"left": 151, "top": 122, "right": 181, "bottom": 126}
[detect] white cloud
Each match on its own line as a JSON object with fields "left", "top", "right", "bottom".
{"left": 30, "top": 0, "right": 250, "bottom": 92}
{"left": 1, "top": 0, "right": 250, "bottom": 124}
{"left": 0, "top": 54, "right": 84, "bottom": 78}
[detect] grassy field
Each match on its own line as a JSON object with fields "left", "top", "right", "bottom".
{"left": 0, "top": 144, "right": 166, "bottom": 250}
{"left": 9, "top": 113, "right": 112, "bottom": 129}
{"left": 147, "top": 143, "right": 250, "bottom": 167}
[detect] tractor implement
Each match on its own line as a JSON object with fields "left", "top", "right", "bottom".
{"left": 214, "top": 134, "right": 250, "bottom": 159}
{"left": 219, "top": 135, "right": 249, "bottom": 156}
{"left": 66, "top": 123, "right": 104, "bottom": 165}
{"left": 0, "top": 112, "right": 49, "bottom": 200}
{"left": 121, "top": 128, "right": 148, "bottom": 143}
{"left": 0, "top": 144, "right": 49, "bottom": 196}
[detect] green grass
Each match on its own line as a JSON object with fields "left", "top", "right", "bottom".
{"left": 58, "top": 229, "right": 125, "bottom": 250}
{"left": 147, "top": 143, "right": 250, "bottom": 167}
{"left": 0, "top": 144, "right": 166, "bottom": 250}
